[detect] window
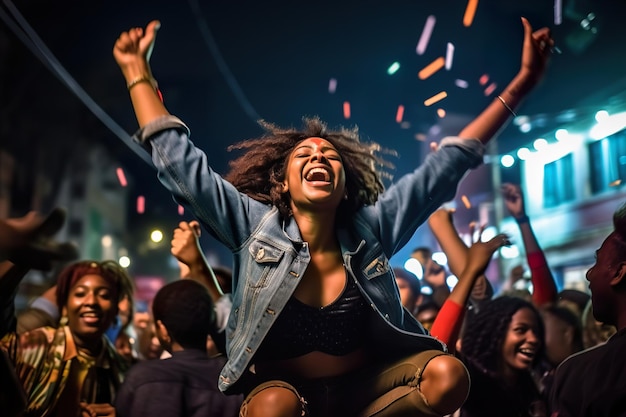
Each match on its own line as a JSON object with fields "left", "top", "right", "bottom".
{"left": 544, "top": 153, "right": 575, "bottom": 208}
{"left": 589, "top": 131, "right": 626, "bottom": 194}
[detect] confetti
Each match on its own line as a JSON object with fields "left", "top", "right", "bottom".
{"left": 479, "top": 74, "right": 489, "bottom": 85}
{"left": 396, "top": 105, "right": 405, "bottom": 123}
{"left": 609, "top": 179, "right": 622, "bottom": 187}
{"left": 416, "top": 15, "right": 436, "bottom": 55}
{"left": 418, "top": 57, "right": 445, "bottom": 80}
{"left": 116, "top": 167, "right": 127, "bottom": 187}
{"left": 461, "top": 195, "right": 472, "bottom": 209}
{"left": 387, "top": 62, "right": 400, "bottom": 75}
{"left": 445, "top": 43, "right": 455, "bottom": 70}
{"left": 424, "top": 91, "right": 448, "bottom": 106}
{"left": 484, "top": 82, "right": 497, "bottom": 96}
{"left": 137, "top": 196, "right": 145, "bottom": 214}
{"left": 455, "top": 79, "right": 469, "bottom": 88}
{"left": 463, "top": 0, "right": 479, "bottom": 27}
{"left": 328, "top": 78, "right": 337, "bottom": 94}
{"left": 554, "top": 0, "right": 562, "bottom": 25}
{"left": 343, "top": 101, "right": 351, "bottom": 119}
{"left": 437, "top": 108, "right": 446, "bottom": 118}
{"left": 178, "top": 205, "right": 185, "bottom": 215}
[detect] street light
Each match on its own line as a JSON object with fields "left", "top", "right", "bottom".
{"left": 150, "top": 229, "right": 164, "bottom": 243}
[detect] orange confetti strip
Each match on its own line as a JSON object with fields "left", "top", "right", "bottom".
{"left": 424, "top": 91, "right": 448, "bottom": 107}
{"left": 415, "top": 133, "right": 427, "bottom": 142}
{"left": 396, "top": 105, "right": 405, "bottom": 123}
{"left": 116, "top": 167, "right": 127, "bottom": 187}
{"left": 437, "top": 108, "right": 446, "bottom": 118}
{"left": 418, "top": 57, "right": 445, "bottom": 80}
{"left": 461, "top": 195, "right": 472, "bottom": 209}
{"left": 343, "top": 101, "right": 351, "bottom": 119}
{"left": 609, "top": 179, "right": 622, "bottom": 187}
{"left": 463, "top": 0, "right": 479, "bottom": 27}
{"left": 137, "top": 196, "right": 145, "bottom": 214}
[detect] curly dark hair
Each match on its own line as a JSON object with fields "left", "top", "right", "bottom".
{"left": 224, "top": 116, "right": 395, "bottom": 219}
{"left": 461, "top": 295, "right": 545, "bottom": 376}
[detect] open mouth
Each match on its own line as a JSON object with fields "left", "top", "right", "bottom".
{"left": 80, "top": 311, "right": 102, "bottom": 325}
{"left": 517, "top": 347, "right": 536, "bottom": 360}
{"left": 305, "top": 167, "right": 331, "bottom": 184}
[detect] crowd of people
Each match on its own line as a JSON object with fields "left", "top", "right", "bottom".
{"left": 0, "top": 14, "right": 624, "bottom": 417}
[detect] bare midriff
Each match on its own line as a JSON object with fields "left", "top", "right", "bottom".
{"left": 255, "top": 348, "right": 369, "bottom": 379}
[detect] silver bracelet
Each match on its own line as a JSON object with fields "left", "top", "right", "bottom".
{"left": 497, "top": 95, "right": 517, "bottom": 118}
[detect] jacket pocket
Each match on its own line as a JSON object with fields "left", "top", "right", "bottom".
{"left": 363, "top": 254, "right": 391, "bottom": 280}
{"left": 245, "top": 240, "right": 285, "bottom": 288}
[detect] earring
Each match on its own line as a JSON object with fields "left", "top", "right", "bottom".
{"left": 343, "top": 192, "right": 348, "bottom": 200}
{"left": 59, "top": 316, "right": 69, "bottom": 326}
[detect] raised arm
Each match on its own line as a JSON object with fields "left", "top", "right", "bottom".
{"left": 113, "top": 20, "right": 170, "bottom": 128}
{"left": 1, "top": 209, "right": 77, "bottom": 337}
{"left": 427, "top": 208, "right": 492, "bottom": 305}
{"left": 501, "top": 182, "right": 557, "bottom": 306}
{"left": 430, "top": 234, "right": 508, "bottom": 353}
{"left": 171, "top": 220, "right": 224, "bottom": 302}
{"left": 459, "top": 18, "right": 553, "bottom": 143}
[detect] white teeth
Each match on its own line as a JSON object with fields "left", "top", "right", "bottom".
{"left": 306, "top": 167, "right": 330, "bottom": 182}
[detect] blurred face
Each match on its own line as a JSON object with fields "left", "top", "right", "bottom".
{"left": 411, "top": 250, "right": 431, "bottom": 267}
{"left": 542, "top": 311, "right": 573, "bottom": 366}
{"left": 117, "top": 295, "right": 132, "bottom": 328}
{"left": 135, "top": 313, "right": 164, "bottom": 360}
{"left": 416, "top": 307, "right": 438, "bottom": 331}
{"left": 586, "top": 235, "right": 619, "bottom": 325}
{"left": 396, "top": 278, "right": 418, "bottom": 312}
{"left": 283, "top": 137, "right": 346, "bottom": 212}
{"left": 114, "top": 331, "right": 136, "bottom": 363}
{"left": 63, "top": 274, "right": 118, "bottom": 348}
{"left": 501, "top": 307, "right": 541, "bottom": 376}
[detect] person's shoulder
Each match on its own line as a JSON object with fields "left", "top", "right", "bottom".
{"left": 122, "top": 358, "right": 177, "bottom": 384}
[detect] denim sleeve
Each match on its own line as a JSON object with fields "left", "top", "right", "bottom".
{"left": 364, "top": 136, "right": 484, "bottom": 256}
{"left": 132, "top": 116, "right": 267, "bottom": 249}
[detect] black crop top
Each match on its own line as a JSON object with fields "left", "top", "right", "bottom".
{"left": 253, "top": 277, "right": 369, "bottom": 361}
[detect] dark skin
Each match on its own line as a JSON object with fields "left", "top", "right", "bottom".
{"left": 114, "top": 16, "right": 553, "bottom": 417}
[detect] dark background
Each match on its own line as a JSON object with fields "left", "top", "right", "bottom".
{"left": 2, "top": 0, "right": 625, "bottom": 268}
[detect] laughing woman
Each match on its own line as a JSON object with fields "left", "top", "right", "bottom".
{"left": 112, "top": 16, "right": 553, "bottom": 417}
{"left": 0, "top": 260, "right": 133, "bottom": 417}
{"left": 458, "top": 296, "right": 546, "bottom": 417}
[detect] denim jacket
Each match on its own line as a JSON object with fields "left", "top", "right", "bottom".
{"left": 134, "top": 115, "right": 484, "bottom": 394}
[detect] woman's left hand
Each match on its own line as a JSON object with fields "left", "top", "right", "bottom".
{"left": 520, "top": 17, "right": 555, "bottom": 86}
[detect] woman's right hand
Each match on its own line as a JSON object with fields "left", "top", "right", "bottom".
{"left": 463, "top": 233, "right": 510, "bottom": 278}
